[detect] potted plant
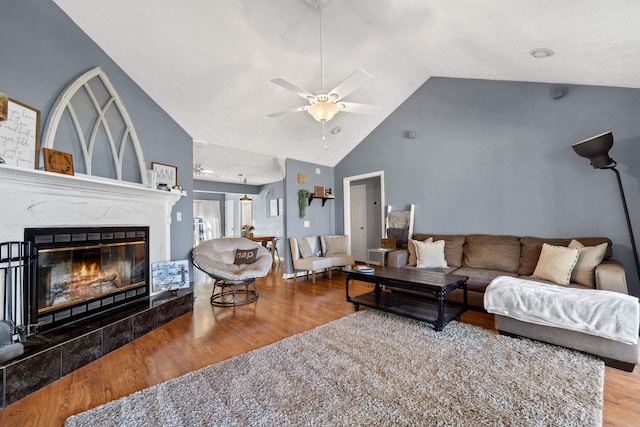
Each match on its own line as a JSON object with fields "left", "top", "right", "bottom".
{"left": 298, "top": 189, "right": 310, "bottom": 218}
{"left": 241, "top": 225, "right": 255, "bottom": 238}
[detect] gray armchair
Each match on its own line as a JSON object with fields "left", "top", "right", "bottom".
{"left": 192, "top": 238, "right": 271, "bottom": 306}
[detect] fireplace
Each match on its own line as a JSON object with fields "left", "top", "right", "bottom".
{"left": 24, "top": 226, "right": 149, "bottom": 332}
{"left": 0, "top": 163, "right": 188, "bottom": 406}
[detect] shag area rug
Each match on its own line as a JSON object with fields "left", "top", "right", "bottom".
{"left": 65, "top": 310, "right": 604, "bottom": 427}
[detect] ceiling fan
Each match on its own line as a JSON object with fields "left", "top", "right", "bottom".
{"left": 268, "top": 0, "right": 380, "bottom": 123}
{"left": 193, "top": 163, "right": 214, "bottom": 176}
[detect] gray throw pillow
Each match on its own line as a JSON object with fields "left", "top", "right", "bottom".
{"left": 297, "top": 238, "right": 314, "bottom": 258}
{"left": 234, "top": 248, "right": 258, "bottom": 265}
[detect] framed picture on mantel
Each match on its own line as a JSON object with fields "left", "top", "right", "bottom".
{"left": 152, "top": 162, "right": 177, "bottom": 189}
{"left": 0, "top": 98, "right": 41, "bottom": 169}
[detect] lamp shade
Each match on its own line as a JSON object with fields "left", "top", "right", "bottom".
{"left": 307, "top": 100, "right": 339, "bottom": 122}
{"left": 572, "top": 131, "right": 614, "bottom": 169}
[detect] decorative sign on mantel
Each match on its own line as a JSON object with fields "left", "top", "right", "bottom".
{"left": 0, "top": 99, "right": 40, "bottom": 169}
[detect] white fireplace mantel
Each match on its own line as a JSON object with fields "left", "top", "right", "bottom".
{"left": 0, "top": 164, "right": 183, "bottom": 263}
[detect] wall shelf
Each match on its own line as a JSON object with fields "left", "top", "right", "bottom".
{"left": 308, "top": 194, "right": 335, "bottom": 207}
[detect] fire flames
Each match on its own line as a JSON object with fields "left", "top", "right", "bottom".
{"left": 68, "top": 262, "right": 120, "bottom": 290}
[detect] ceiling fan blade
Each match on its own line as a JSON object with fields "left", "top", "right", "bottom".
{"left": 267, "top": 105, "right": 310, "bottom": 118}
{"left": 339, "top": 102, "right": 381, "bottom": 115}
{"left": 327, "top": 68, "right": 373, "bottom": 101}
{"left": 271, "top": 78, "right": 316, "bottom": 101}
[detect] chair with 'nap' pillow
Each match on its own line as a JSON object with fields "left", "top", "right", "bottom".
{"left": 192, "top": 238, "right": 271, "bottom": 306}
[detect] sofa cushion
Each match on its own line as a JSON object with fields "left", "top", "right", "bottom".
{"left": 415, "top": 240, "right": 447, "bottom": 268}
{"left": 454, "top": 266, "right": 518, "bottom": 293}
{"left": 568, "top": 239, "right": 608, "bottom": 288}
{"left": 323, "top": 235, "right": 348, "bottom": 255}
{"left": 519, "top": 236, "right": 612, "bottom": 275}
{"left": 324, "top": 253, "right": 355, "bottom": 267}
{"left": 532, "top": 243, "right": 580, "bottom": 285}
{"left": 408, "top": 237, "right": 433, "bottom": 266}
{"left": 413, "top": 234, "right": 465, "bottom": 267}
{"left": 462, "top": 234, "right": 521, "bottom": 272}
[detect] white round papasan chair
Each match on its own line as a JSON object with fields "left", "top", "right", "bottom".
{"left": 192, "top": 237, "right": 272, "bottom": 306}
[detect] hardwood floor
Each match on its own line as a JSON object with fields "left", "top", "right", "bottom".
{"left": 1, "top": 266, "right": 638, "bottom": 426}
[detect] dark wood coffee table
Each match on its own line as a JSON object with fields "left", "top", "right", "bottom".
{"left": 345, "top": 266, "right": 468, "bottom": 331}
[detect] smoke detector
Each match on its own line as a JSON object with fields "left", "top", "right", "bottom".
{"left": 530, "top": 48, "right": 554, "bottom": 59}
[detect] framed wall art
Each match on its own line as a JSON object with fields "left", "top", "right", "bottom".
{"left": 0, "top": 98, "right": 41, "bottom": 169}
{"left": 151, "top": 260, "right": 190, "bottom": 292}
{"left": 152, "top": 162, "right": 177, "bottom": 189}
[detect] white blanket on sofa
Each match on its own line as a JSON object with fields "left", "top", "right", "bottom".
{"left": 485, "top": 276, "right": 640, "bottom": 345}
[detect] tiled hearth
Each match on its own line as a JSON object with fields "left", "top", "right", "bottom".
{"left": 0, "top": 289, "right": 193, "bottom": 407}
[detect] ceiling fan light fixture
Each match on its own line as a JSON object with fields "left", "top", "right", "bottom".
{"left": 308, "top": 100, "right": 339, "bottom": 122}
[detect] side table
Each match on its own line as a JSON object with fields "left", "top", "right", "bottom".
{"left": 367, "top": 248, "right": 395, "bottom": 266}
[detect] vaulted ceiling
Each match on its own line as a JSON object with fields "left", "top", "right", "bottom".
{"left": 53, "top": 0, "right": 640, "bottom": 184}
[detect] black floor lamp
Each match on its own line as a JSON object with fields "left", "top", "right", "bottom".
{"left": 572, "top": 131, "right": 640, "bottom": 282}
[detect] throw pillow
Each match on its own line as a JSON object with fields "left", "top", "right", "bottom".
{"left": 234, "top": 248, "right": 258, "bottom": 265}
{"left": 297, "top": 237, "right": 315, "bottom": 258}
{"left": 568, "top": 239, "right": 608, "bottom": 287}
{"left": 408, "top": 237, "right": 433, "bottom": 266}
{"left": 532, "top": 243, "right": 580, "bottom": 285}
{"left": 415, "top": 239, "right": 447, "bottom": 268}
{"left": 324, "top": 235, "right": 348, "bottom": 255}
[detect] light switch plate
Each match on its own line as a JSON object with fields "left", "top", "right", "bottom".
{"left": 304, "top": 221, "right": 310, "bottom": 227}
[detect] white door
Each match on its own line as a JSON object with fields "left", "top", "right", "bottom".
{"left": 225, "top": 200, "right": 234, "bottom": 237}
{"left": 350, "top": 184, "right": 367, "bottom": 262}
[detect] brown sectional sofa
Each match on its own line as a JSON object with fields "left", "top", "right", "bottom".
{"left": 386, "top": 233, "right": 640, "bottom": 370}
{"left": 386, "top": 233, "right": 627, "bottom": 310}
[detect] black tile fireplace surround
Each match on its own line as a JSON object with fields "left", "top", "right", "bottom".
{"left": 0, "top": 288, "right": 193, "bottom": 407}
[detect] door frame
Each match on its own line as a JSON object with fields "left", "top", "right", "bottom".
{"left": 343, "top": 171, "right": 385, "bottom": 251}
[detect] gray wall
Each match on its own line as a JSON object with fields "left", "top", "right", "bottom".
{"left": 335, "top": 77, "right": 640, "bottom": 296}
{"left": 1, "top": 0, "right": 194, "bottom": 262}
{"left": 253, "top": 181, "right": 285, "bottom": 257}
{"left": 284, "top": 159, "right": 336, "bottom": 274}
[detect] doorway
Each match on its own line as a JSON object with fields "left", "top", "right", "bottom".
{"left": 343, "top": 171, "right": 385, "bottom": 260}
{"left": 193, "top": 200, "right": 222, "bottom": 246}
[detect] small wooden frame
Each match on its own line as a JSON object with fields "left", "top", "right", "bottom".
{"left": 43, "top": 148, "right": 74, "bottom": 175}
{"left": 152, "top": 162, "right": 178, "bottom": 189}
